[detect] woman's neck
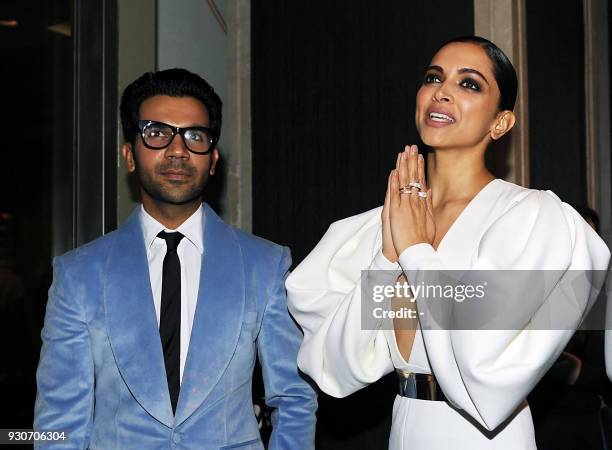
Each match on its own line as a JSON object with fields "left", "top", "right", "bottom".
{"left": 426, "top": 147, "right": 494, "bottom": 207}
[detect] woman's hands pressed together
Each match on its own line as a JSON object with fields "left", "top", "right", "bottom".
{"left": 381, "top": 167, "right": 399, "bottom": 262}
{"left": 384, "top": 145, "right": 435, "bottom": 258}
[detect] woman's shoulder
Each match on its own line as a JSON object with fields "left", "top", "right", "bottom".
{"left": 328, "top": 205, "right": 383, "bottom": 229}
{"left": 482, "top": 179, "right": 609, "bottom": 270}
{"left": 485, "top": 179, "right": 582, "bottom": 239}
{"left": 490, "top": 179, "right": 573, "bottom": 214}
{"left": 315, "top": 206, "right": 385, "bottom": 247}
{"left": 288, "top": 206, "right": 386, "bottom": 287}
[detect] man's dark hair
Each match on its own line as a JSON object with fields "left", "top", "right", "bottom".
{"left": 437, "top": 36, "right": 518, "bottom": 112}
{"left": 120, "top": 68, "right": 222, "bottom": 144}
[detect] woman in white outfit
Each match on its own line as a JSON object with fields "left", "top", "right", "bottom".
{"left": 286, "top": 36, "right": 611, "bottom": 449}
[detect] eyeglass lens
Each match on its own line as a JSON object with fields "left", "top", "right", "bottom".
{"left": 143, "top": 122, "right": 213, "bottom": 152}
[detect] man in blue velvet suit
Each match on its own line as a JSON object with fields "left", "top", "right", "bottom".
{"left": 34, "top": 69, "right": 317, "bottom": 449}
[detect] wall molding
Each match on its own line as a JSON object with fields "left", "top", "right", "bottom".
{"left": 474, "top": 0, "right": 529, "bottom": 186}
{"left": 226, "top": 0, "right": 252, "bottom": 231}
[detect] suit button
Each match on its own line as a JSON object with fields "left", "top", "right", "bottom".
{"left": 172, "top": 434, "right": 181, "bottom": 444}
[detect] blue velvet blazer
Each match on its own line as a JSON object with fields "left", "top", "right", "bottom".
{"left": 34, "top": 204, "right": 317, "bottom": 449}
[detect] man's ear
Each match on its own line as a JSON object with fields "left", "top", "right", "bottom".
{"left": 209, "top": 148, "right": 220, "bottom": 175}
{"left": 122, "top": 143, "right": 136, "bottom": 173}
{"left": 490, "top": 110, "right": 516, "bottom": 141}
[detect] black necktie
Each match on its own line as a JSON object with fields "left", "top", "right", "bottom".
{"left": 157, "top": 230, "right": 184, "bottom": 414}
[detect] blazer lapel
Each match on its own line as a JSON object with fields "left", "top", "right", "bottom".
{"left": 175, "top": 204, "right": 245, "bottom": 426}
{"left": 104, "top": 208, "right": 174, "bottom": 428}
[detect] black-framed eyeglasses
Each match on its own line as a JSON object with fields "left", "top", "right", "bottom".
{"left": 137, "top": 120, "right": 219, "bottom": 155}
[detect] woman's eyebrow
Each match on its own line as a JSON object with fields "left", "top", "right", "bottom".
{"left": 425, "top": 65, "right": 443, "bottom": 73}
{"left": 458, "top": 68, "right": 489, "bottom": 85}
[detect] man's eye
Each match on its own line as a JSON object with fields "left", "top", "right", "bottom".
{"left": 423, "top": 73, "right": 442, "bottom": 84}
{"left": 186, "top": 131, "right": 204, "bottom": 142}
{"left": 460, "top": 78, "right": 481, "bottom": 91}
{"left": 148, "top": 128, "right": 166, "bottom": 137}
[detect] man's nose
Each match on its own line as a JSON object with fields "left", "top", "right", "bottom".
{"left": 165, "top": 133, "right": 190, "bottom": 158}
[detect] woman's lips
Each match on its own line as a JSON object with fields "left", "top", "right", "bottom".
{"left": 425, "top": 110, "right": 456, "bottom": 127}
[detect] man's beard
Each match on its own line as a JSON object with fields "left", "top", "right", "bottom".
{"left": 134, "top": 155, "right": 209, "bottom": 205}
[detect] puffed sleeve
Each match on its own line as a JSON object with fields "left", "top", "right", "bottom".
{"left": 397, "top": 190, "right": 611, "bottom": 431}
{"left": 286, "top": 207, "right": 400, "bottom": 397}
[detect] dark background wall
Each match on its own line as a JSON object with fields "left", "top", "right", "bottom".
{"left": 526, "top": 0, "right": 587, "bottom": 206}
{"left": 0, "top": 0, "right": 72, "bottom": 428}
{"left": 0, "top": 0, "right": 117, "bottom": 433}
{"left": 252, "top": 0, "right": 474, "bottom": 267}
{"left": 252, "top": 1, "right": 473, "bottom": 448}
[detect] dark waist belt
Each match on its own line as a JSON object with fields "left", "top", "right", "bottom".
{"left": 396, "top": 369, "right": 446, "bottom": 402}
